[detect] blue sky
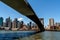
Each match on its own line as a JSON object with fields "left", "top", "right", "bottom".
{"left": 28, "top": 0, "right": 60, "bottom": 26}
{"left": 0, "top": 0, "right": 60, "bottom": 26}
{"left": 0, "top": 1, "right": 32, "bottom": 24}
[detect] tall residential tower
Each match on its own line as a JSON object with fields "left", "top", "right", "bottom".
{"left": 49, "top": 18, "right": 54, "bottom": 26}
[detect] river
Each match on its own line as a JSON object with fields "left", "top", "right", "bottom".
{"left": 0, "top": 31, "right": 60, "bottom": 40}
{"left": 19, "top": 31, "right": 60, "bottom": 40}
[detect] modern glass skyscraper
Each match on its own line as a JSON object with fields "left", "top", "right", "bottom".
{"left": 12, "top": 18, "right": 18, "bottom": 28}
{"left": 0, "top": 17, "right": 3, "bottom": 26}
{"left": 6, "top": 17, "right": 12, "bottom": 27}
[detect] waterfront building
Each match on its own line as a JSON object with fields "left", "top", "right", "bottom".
{"left": 29, "top": 22, "right": 32, "bottom": 29}
{"left": 0, "top": 17, "right": 3, "bottom": 27}
{"left": 27, "top": 22, "right": 32, "bottom": 30}
{"left": 12, "top": 18, "right": 18, "bottom": 28}
{"left": 5, "top": 17, "right": 12, "bottom": 27}
{"left": 20, "top": 21, "right": 24, "bottom": 28}
{"left": 49, "top": 18, "right": 54, "bottom": 26}
{"left": 49, "top": 18, "right": 54, "bottom": 30}
{"left": 55, "top": 22, "right": 60, "bottom": 27}
{"left": 54, "top": 22, "right": 60, "bottom": 30}
{"left": 3, "top": 22, "right": 6, "bottom": 27}
{"left": 27, "top": 23, "right": 30, "bottom": 30}
{"left": 8, "top": 20, "right": 12, "bottom": 28}
{"left": 17, "top": 21, "right": 21, "bottom": 29}
{"left": 27, "top": 23, "right": 30, "bottom": 27}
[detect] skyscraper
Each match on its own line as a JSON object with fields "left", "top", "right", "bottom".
{"left": 8, "top": 19, "right": 12, "bottom": 30}
{"left": 3, "top": 22, "right": 6, "bottom": 27}
{"left": 29, "top": 22, "right": 32, "bottom": 30}
{"left": 12, "top": 18, "right": 18, "bottom": 28}
{"left": 0, "top": 17, "right": 3, "bottom": 27}
{"left": 49, "top": 18, "right": 54, "bottom": 26}
{"left": 20, "top": 21, "right": 24, "bottom": 28}
{"left": 5, "top": 17, "right": 12, "bottom": 27}
{"left": 17, "top": 21, "right": 21, "bottom": 28}
{"left": 39, "top": 18, "right": 44, "bottom": 26}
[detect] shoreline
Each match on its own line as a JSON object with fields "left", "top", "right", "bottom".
{"left": 45, "top": 29, "right": 60, "bottom": 32}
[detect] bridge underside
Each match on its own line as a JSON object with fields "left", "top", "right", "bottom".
{"left": 0, "top": 0, "right": 45, "bottom": 32}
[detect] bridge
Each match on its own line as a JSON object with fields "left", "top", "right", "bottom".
{"left": 0, "top": 0, "right": 45, "bottom": 32}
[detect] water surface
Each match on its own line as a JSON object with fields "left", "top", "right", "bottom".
{"left": 19, "top": 31, "right": 60, "bottom": 40}
{"left": 0, "top": 31, "right": 60, "bottom": 40}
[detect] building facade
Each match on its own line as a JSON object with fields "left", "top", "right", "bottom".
{"left": 5, "top": 17, "right": 12, "bottom": 28}
{"left": 17, "top": 21, "right": 21, "bottom": 28}
{"left": 0, "top": 17, "right": 3, "bottom": 27}
{"left": 12, "top": 18, "right": 18, "bottom": 28}
{"left": 49, "top": 18, "right": 54, "bottom": 26}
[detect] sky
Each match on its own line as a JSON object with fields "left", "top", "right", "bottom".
{"left": 0, "top": 0, "right": 60, "bottom": 26}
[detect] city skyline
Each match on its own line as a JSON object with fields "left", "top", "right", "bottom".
{"left": 0, "top": 0, "right": 60, "bottom": 26}
{"left": 0, "top": 16, "right": 60, "bottom": 26}
{"left": 0, "top": 17, "right": 39, "bottom": 31}
{"left": 0, "top": 16, "right": 60, "bottom": 27}
{"left": 1, "top": 16, "right": 60, "bottom": 30}
{"left": 0, "top": 17, "right": 36, "bottom": 26}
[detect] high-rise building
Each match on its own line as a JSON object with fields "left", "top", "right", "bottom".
{"left": 3, "top": 22, "right": 6, "bottom": 27}
{"left": 49, "top": 18, "right": 54, "bottom": 26}
{"left": 12, "top": 18, "right": 18, "bottom": 28}
{"left": 39, "top": 18, "right": 44, "bottom": 26}
{"left": 8, "top": 20, "right": 12, "bottom": 29}
{"left": 0, "top": 17, "right": 3, "bottom": 27}
{"left": 5, "top": 17, "right": 12, "bottom": 28}
{"left": 27, "top": 23, "right": 30, "bottom": 27}
{"left": 28, "top": 22, "right": 32, "bottom": 29}
{"left": 17, "top": 21, "right": 21, "bottom": 28}
{"left": 55, "top": 22, "right": 60, "bottom": 26}
{"left": 20, "top": 21, "right": 24, "bottom": 28}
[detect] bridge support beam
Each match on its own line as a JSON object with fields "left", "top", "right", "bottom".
{"left": 0, "top": 0, "right": 45, "bottom": 32}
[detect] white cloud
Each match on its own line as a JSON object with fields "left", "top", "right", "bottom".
{"left": 18, "top": 18, "right": 23, "bottom": 21}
